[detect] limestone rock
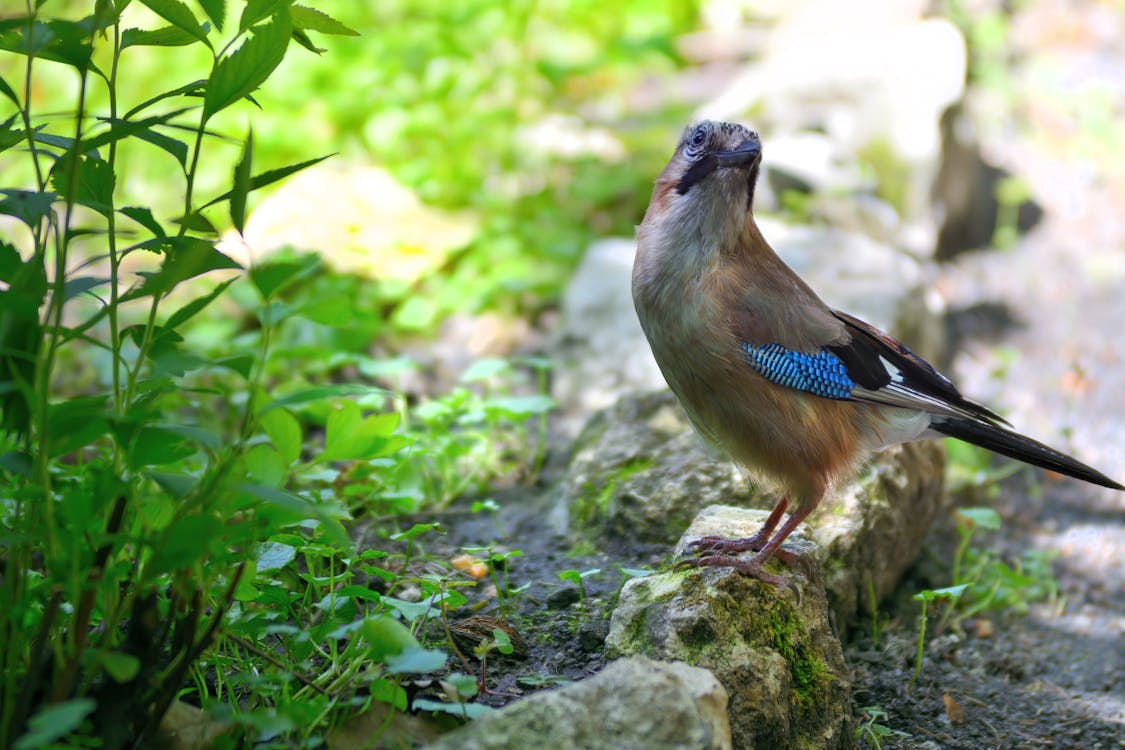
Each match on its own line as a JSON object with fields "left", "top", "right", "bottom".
{"left": 606, "top": 515, "right": 850, "bottom": 750}
{"left": 563, "top": 391, "right": 949, "bottom": 627}
{"left": 420, "top": 656, "right": 732, "bottom": 750}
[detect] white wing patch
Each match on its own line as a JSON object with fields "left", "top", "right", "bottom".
{"left": 879, "top": 355, "right": 904, "bottom": 384}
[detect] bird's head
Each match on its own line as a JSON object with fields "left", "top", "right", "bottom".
{"left": 640, "top": 121, "right": 763, "bottom": 254}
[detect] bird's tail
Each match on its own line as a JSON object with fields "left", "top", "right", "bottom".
{"left": 932, "top": 417, "right": 1123, "bottom": 490}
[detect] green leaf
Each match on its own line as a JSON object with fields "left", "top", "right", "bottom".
{"left": 120, "top": 206, "right": 166, "bottom": 238}
{"left": 198, "top": 0, "right": 227, "bottom": 32}
{"left": 148, "top": 513, "right": 223, "bottom": 574}
{"left": 260, "top": 408, "right": 301, "bottom": 465}
{"left": 127, "top": 237, "right": 241, "bottom": 300}
{"left": 256, "top": 541, "right": 296, "bottom": 571}
{"left": 62, "top": 275, "right": 109, "bottom": 302}
{"left": 147, "top": 470, "right": 197, "bottom": 498}
{"left": 459, "top": 358, "right": 510, "bottom": 383}
{"left": 956, "top": 507, "right": 1002, "bottom": 531}
{"left": 201, "top": 154, "right": 331, "bottom": 210}
{"left": 14, "top": 699, "right": 96, "bottom": 750}
{"left": 289, "top": 27, "right": 324, "bottom": 54}
{"left": 203, "top": 14, "right": 291, "bottom": 119}
{"left": 486, "top": 394, "right": 555, "bottom": 418}
{"left": 248, "top": 252, "right": 319, "bottom": 300}
{"left": 913, "top": 584, "right": 969, "bottom": 602}
{"left": 0, "top": 19, "right": 97, "bottom": 73}
{"left": 98, "top": 651, "right": 141, "bottom": 682}
{"left": 239, "top": 0, "right": 292, "bottom": 31}
{"left": 392, "top": 296, "right": 437, "bottom": 331}
{"left": 360, "top": 615, "right": 419, "bottom": 661}
{"left": 121, "top": 24, "right": 202, "bottom": 48}
{"left": 128, "top": 425, "right": 196, "bottom": 467}
{"left": 0, "top": 74, "right": 18, "bottom": 106}
{"left": 260, "top": 384, "right": 390, "bottom": 414}
{"left": 321, "top": 402, "right": 403, "bottom": 462}
{"left": 244, "top": 443, "right": 286, "bottom": 486}
{"left": 123, "top": 80, "right": 206, "bottom": 120}
{"left": 137, "top": 0, "right": 211, "bottom": 48}
{"left": 235, "top": 482, "right": 349, "bottom": 548}
{"left": 50, "top": 154, "right": 116, "bottom": 217}
{"left": 46, "top": 396, "right": 110, "bottom": 457}
{"left": 385, "top": 646, "right": 446, "bottom": 675}
{"left": 412, "top": 698, "right": 493, "bottom": 720}
{"left": 231, "top": 129, "right": 252, "bottom": 233}
{"left": 0, "top": 189, "right": 56, "bottom": 229}
{"left": 163, "top": 279, "right": 236, "bottom": 332}
{"left": 289, "top": 6, "right": 358, "bottom": 36}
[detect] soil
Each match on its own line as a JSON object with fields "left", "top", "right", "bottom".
{"left": 406, "top": 454, "right": 1123, "bottom": 750}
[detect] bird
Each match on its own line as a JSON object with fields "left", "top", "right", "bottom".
{"left": 632, "top": 120, "right": 1123, "bottom": 590}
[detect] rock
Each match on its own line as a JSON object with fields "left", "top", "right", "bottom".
{"left": 216, "top": 163, "right": 477, "bottom": 282}
{"left": 551, "top": 238, "right": 670, "bottom": 435}
{"left": 578, "top": 619, "right": 611, "bottom": 652}
{"left": 420, "top": 656, "right": 732, "bottom": 750}
{"left": 546, "top": 586, "right": 581, "bottom": 610}
{"left": 606, "top": 514, "right": 851, "bottom": 750}
{"left": 932, "top": 101, "right": 1043, "bottom": 261}
{"left": 563, "top": 391, "right": 949, "bottom": 627}
{"left": 698, "top": 0, "right": 966, "bottom": 222}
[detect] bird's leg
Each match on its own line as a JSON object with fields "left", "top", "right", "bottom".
{"left": 686, "top": 496, "right": 789, "bottom": 555}
{"left": 679, "top": 502, "right": 815, "bottom": 593}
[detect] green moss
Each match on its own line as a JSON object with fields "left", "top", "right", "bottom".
{"left": 766, "top": 605, "right": 831, "bottom": 708}
{"left": 573, "top": 457, "right": 655, "bottom": 529}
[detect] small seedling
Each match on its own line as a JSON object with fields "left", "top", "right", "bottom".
{"left": 558, "top": 568, "right": 601, "bottom": 610}
{"left": 911, "top": 584, "right": 968, "bottom": 685}
{"left": 855, "top": 705, "right": 911, "bottom": 749}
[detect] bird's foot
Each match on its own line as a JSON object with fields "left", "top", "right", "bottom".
{"left": 686, "top": 531, "right": 769, "bottom": 555}
{"left": 676, "top": 547, "right": 801, "bottom": 600}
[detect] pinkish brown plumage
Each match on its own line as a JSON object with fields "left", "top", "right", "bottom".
{"left": 633, "top": 121, "right": 1122, "bottom": 589}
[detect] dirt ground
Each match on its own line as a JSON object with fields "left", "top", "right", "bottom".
{"left": 419, "top": 452, "right": 1122, "bottom": 750}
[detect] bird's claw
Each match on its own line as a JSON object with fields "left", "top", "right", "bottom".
{"left": 685, "top": 533, "right": 768, "bottom": 555}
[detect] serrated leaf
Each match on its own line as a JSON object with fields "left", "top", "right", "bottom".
{"left": 235, "top": 482, "right": 349, "bottom": 548}
{"left": 231, "top": 129, "right": 252, "bottom": 232}
{"left": 0, "top": 74, "right": 18, "bottom": 106}
{"left": 63, "top": 275, "right": 109, "bottom": 301}
{"left": 289, "top": 28, "right": 323, "bottom": 54}
{"left": 162, "top": 277, "right": 235, "bottom": 330}
{"left": 120, "top": 206, "right": 166, "bottom": 238}
{"left": 198, "top": 0, "right": 227, "bottom": 31}
{"left": 239, "top": 0, "right": 291, "bottom": 31}
{"left": 124, "top": 80, "right": 206, "bottom": 120}
{"left": 289, "top": 6, "right": 358, "bottom": 36}
{"left": 126, "top": 237, "right": 241, "bottom": 300}
{"left": 203, "top": 15, "right": 290, "bottom": 119}
{"left": 121, "top": 24, "right": 200, "bottom": 48}
{"left": 201, "top": 154, "right": 331, "bottom": 209}
{"left": 50, "top": 154, "right": 116, "bottom": 217}
{"left": 138, "top": 0, "right": 211, "bottom": 47}
{"left": 0, "top": 189, "right": 56, "bottom": 229}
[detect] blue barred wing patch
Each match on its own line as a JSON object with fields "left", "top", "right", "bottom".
{"left": 741, "top": 343, "right": 854, "bottom": 400}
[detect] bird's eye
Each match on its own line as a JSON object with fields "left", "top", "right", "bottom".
{"left": 684, "top": 125, "right": 709, "bottom": 160}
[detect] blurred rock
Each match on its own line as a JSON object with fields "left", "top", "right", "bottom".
{"left": 696, "top": 0, "right": 966, "bottom": 224}
{"left": 217, "top": 164, "right": 477, "bottom": 282}
{"left": 607, "top": 510, "right": 851, "bottom": 750}
{"left": 932, "top": 102, "right": 1043, "bottom": 261}
{"left": 420, "top": 656, "right": 732, "bottom": 750}
{"left": 562, "top": 390, "right": 949, "bottom": 627}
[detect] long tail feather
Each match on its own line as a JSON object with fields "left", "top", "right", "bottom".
{"left": 932, "top": 418, "right": 1123, "bottom": 490}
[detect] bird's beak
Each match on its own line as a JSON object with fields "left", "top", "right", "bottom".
{"left": 716, "top": 140, "right": 761, "bottom": 168}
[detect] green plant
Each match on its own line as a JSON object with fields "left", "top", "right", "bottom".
{"left": 855, "top": 705, "right": 911, "bottom": 749}
{"left": 558, "top": 567, "right": 601, "bottom": 611}
{"left": 0, "top": 2, "right": 355, "bottom": 746}
{"left": 910, "top": 584, "right": 968, "bottom": 685}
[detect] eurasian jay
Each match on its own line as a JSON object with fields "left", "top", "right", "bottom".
{"left": 632, "top": 120, "right": 1123, "bottom": 589}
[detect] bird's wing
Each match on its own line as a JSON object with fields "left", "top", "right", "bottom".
{"left": 738, "top": 308, "right": 1009, "bottom": 425}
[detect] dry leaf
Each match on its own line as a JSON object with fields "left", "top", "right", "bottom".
{"left": 943, "top": 692, "right": 965, "bottom": 724}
